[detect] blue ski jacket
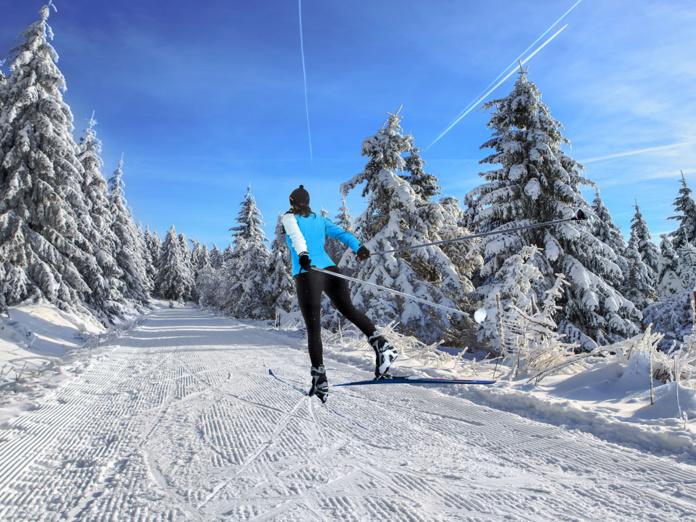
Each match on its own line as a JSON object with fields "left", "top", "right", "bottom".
{"left": 282, "top": 212, "right": 361, "bottom": 277}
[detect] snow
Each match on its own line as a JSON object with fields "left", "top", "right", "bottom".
{"left": 1, "top": 301, "right": 696, "bottom": 520}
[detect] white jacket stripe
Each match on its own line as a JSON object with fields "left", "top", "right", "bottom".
{"left": 282, "top": 213, "right": 308, "bottom": 256}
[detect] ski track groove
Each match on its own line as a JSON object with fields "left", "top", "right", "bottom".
{"left": 1, "top": 305, "right": 696, "bottom": 520}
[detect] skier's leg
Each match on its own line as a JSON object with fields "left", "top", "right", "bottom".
{"left": 323, "top": 266, "right": 398, "bottom": 377}
{"left": 322, "top": 266, "right": 376, "bottom": 336}
{"left": 295, "top": 270, "right": 325, "bottom": 368}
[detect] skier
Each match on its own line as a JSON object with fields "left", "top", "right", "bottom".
{"left": 283, "top": 185, "right": 398, "bottom": 403}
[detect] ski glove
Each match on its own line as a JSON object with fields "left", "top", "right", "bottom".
{"left": 356, "top": 245, "right": 370, "bottom": 261}
{"left": 299, "top": 251, "right": 312, "bottom": 272}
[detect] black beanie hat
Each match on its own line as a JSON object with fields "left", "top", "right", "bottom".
{"left": 289, "top": 185, "right": 310, "bottom": 206}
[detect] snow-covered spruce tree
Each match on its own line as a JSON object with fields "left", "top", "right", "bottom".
{"left": 143, "top": 226, "right": 161, "bottom": 288}
{"left": 219, "top": 186, "right": 271, "bottom": 319}
{"left": 437, "top": 195, "right": 484, "bottom": 286}
{"left": 209, "top": 243, "right": 223, "bottom": 270}
{"left": 591, "top": 191, "right": 629, "bottom": 287}
{"left": 668, "top": 171, "right": 696, "bottom": 250}
{"left": 678, "top": 241, "right": 696, "bottom": 291}
{"left": 465, "top": 68, "right": 640, "bottom": 351}
{"left": 643, "top": 289, "right": 694, "bottom": 352}
{"left": 190, "top": 239, "right": 212, "bottom": 281}
{"left": 193, "top": 244, "right": 220, "bottom": 309}
{"left": 628, "top": 201, "right": 660, "bottom": 280}
{"left": 657, "top": 235, "right": 684, "bottom": 298}
{"left": 623, "top": 243, "right": 657, "bottom": 310}
{"left": 107, "top": 158, "right": 149, "bottom": 302}
{"left": 77, "top": 115, "right": 126, "bottom": 315}
{"left": 155, "top": 225, "right": 194, "bottom": 302}
{"left": 324, "top": 198, "right": 355, "bottom": 265}
{"left": 0, "top": 3, "right": 100, "bottom": 311}
{"left": 267, "top": 214, "right": 296, "bottom": 317}
{"left": 340, "top": 109, "right": 477, "bottom": 344}
{"left": 401, "top": 147, "right": 441, "bottom": 200}
{"left": 478, "top": 245, "right": 574, "bottom": 374}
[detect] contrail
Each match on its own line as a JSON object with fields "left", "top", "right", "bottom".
{"left": 580, "top": 140, "right": 696, "bottom": 163}
{"left": 443, "top": 0, "right": 584, "bottom": 130}
{"left": 427, "top": 24, "right": 568, "bottom": 150}
{"left": 298, "top": 0, "right": 313, "bottom": 161}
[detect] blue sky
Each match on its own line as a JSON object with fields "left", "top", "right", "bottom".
{"left": 1, "top": 0, "right": 695, "bottom": 248}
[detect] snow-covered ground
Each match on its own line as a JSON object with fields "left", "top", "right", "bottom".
{"left": 1, "top": 302, "right": 695, "bottom": 520}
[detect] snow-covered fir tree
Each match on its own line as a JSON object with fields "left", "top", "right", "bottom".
{"left": 219, "top": 186, "right": 271, "bottom": 319}
{"left": 340, "top": 109, "right": 477, "bottom": 344}
{"left": 628, "top": 201, "right": 660, "bottom": 280}
{"left": 623, "top": 243, "right": 656, "bottom": 310}
{"left": 678, "top": 241, "right": 696, "bottom": 291}
{"left": 401, "top": 148, "right": 441, "bottom": 200}
{"left": 465, "top": 68, "right": 640, "bottom": 351}
{"left": 0, "top": 4, "right": 98, "bottom": 311}
{"left": 208, "top": 243, "right": 223, "bottom": 270}
{"left": 155, "top": 225, "right": 194, "bottom": 302}
{"left": 108, "top": 158, "right": 149, "bottom": 302}
{"left": 323, "top": 198, "right": 354, "bottom": 265}
{"left": 643, "top": 289, "right": 694, "bottom": 352}
{"left": 657, "top": 235, "right": 684, "bottom": 298}
{"left": 77, "top": 115, "right": 125, "bottom": 316}
{"left": 143, "top": 227, "right": 161, "bottom": 289}
{"left": 668, "top": 171, "right": 696, "bottom": 250}
{"left": 267, "top": 214, "right": 296, "bottom": 317}
{"left": 591, "top": 191, "right": 629, "bottom": 287}
{"left": 437, "top": 196, "right": 483, "bottom": 284}
{"left": 190, "top": 239, "right": 210, "bottom": 279}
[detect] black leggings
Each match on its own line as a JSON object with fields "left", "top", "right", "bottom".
{"left": 295, "top": 266, "right": 376, "bottom": 367}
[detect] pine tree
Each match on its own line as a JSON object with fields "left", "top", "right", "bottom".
{"left": 144, "top": 226, "right": 161, "bottom": 288}
{"left": 623, "top": 243, "right": 656, "bottom": 309}
{"left": 155, "top": 225, "right": 194, "bottom": 302}
{"left": 190, "top": 239, "right": 208, "bottom": 279}
{"left": 209, "top": 243, "right": 223, "bottom": 270}
{"left": 465, "top": 68, "right": 639, "bottom": 351}
{"left": 591, "top": 191, "right": 629, "bottom": 287}
{"left": 668, "top": 171, "right": 696, "bottom": 250}
{"left": 628, "top": 201, "right": 660, "bottom": 278}
{"left": 77, "top": 115, "right": 125, "bottom": 314}
{"left": 401, "top": 148, "right": 441, "bottom": 200}
{"left": 267, "top": 215, "right": 296, "bottom": 317}
{"left": 678, "top": 242, "right": 696, "bottom": 291}
{"left": 340, "top": 109, "right": 477, "bottom": 344}
{"left": 657, "top": 235, "right": 684, "bottom": 297}
{"left": 221, "top": 186, "right": 271, "bottom": 319}
{"left": 323, "top": 198, "right": 354, "bottom": 265}
{"left": 108, "top": 158, "right": 149, "bottom": 302}
{"left": 476, "top": 245, "right": 546, "bottom": 352}
{"left": 0, "top": 3, "right": 98, "bottom": 311}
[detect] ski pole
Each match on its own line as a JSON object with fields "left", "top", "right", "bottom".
{"left": 311, "top": 267, "right": 471, "bottom": 318}
{"left": 369, "top": 209, "right": 587, "bottom": 257}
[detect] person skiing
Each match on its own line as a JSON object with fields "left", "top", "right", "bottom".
{"left": 282, "top": 185, "right": 398, "bottom": 403}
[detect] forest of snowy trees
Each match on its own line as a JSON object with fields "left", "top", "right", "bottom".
{"left": 1, "top": 4, "right": 694, "bottom": 355}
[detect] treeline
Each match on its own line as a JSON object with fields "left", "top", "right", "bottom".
{"left": 1, "top": 4, "right": 694, "bottom": 353}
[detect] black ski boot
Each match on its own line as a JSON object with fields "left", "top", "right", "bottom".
{"left": 368, "top": 334, "right": 398, "bottom": 379}
{"left": 308, "top": 365, "right": 329, "bottom": 403}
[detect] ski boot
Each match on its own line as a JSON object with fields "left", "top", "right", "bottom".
{"left": 369, "top": 334, "right": 398, "bottom": 379}
{"left": 308, "top": 365, "right": 329, "bottom": 403}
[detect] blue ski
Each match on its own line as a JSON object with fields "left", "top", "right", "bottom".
{"left": 333, "top": 376, "right": 496, "bottom": 387}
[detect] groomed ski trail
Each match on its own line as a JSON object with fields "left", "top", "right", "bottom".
{"left": 0, "top": 304, "right": 695, "bottom": 521}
